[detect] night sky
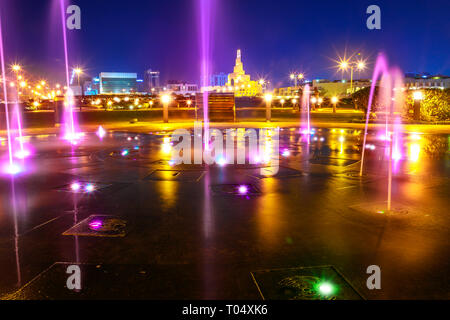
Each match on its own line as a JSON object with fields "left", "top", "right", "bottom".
{"left": 1, "top": 0, "right": 449, "bottom": 86}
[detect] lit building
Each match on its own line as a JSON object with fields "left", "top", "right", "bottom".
{"left": 145, "top": 69, "right": 160, "bottom": 93}
{"left": 99, "top": 72, "right": 137, "bottom": 94}
{"left": 202, "top": 49, "right": 263, "bottom": 97}
{"left": 210, "top": 73, "right": 228, "bottom": 87}
{"left": 404, "top": 74, "right": 450, "bottom": 89}
{"left": 226, "top": 49, "right": 262, "bottom": 97}
{"left": 312, "top": 79, "right": 372, "bottom": 97}
{"left": 84, "top": 77, "right": 100, "bottom": 95}
{"left": 166, "top": 82, "right": 198, "bottom": 96}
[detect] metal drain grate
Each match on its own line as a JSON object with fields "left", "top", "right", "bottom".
{"left": 144, "top": 169, "right": 205, "bottom": 182}
{"left": 334, "top": 171, "right": 380, "bottom": 183}
{"left": 62, "top": 215, "right": 128, "bottom": 237}
{"left": 349, "top": 201, "right": 410, "bottom": 217}
{"left": 251, "top": 265, "right": 363, "bottom": 300}
{"left": 249, "top": 166, "right": 304, "bottom": 179}
{"left": 2, "top": 262, "right": 199, "bottom": 299}
{"left": 309, "top": 157, "right": 359, "bottom": 167}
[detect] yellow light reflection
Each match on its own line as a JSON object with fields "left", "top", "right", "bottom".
{"left": 409, "top": 143, "right": 421, "bottom": 163}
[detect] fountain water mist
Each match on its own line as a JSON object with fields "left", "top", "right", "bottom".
{"left": 0, "top": 16, "right": 17, "bottom": 174}
{"left": 199, "top": 0, "right": 215, "bottom": 150}
{"left": 300, "top": 84, "right": 311, "bottom": 143}
{"left": 360, "top": 53, "right": 406, "bottom": 211}
{"left": 359, "top": 53, "right": 389, "bottom": 176}
{"left": 59, "top": 0, "right": 78, "bottom": 143}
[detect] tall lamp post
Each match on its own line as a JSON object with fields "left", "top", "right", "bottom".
{"left": 265, "top": 94, "right": 273, "bottom": 122}
{"left": 74, "top": 68, "right": 82, "bottom": 86}
{"left": 331, "top": 96, "right": 338, "bottom": 113}
{"left": 11, "top": 64, "right": 21, "bottom": 102}
{"left": 289, "top": 72, "right": 304, "bottom": 88}
{"left": 338, "top": 59, "right": 365, "bottom": 93}
{"left": 161, "top": 94, "right": 171, "bottom": 123}
{"left": 413, "top": 91, "right": 423, "bottom": 121}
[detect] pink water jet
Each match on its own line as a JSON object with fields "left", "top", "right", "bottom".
{"left": 59, "top": 0, "right": 79, "bottom": 144}
{"left": 0, "top": 15, "right": 17, "bottom": 174}
{"left": 360, "top": 53, "right": 406, "bottom": 211}
{"left": 359, "top": 53, "right": 389, "bottom": 176}
{"left": 198, "top": 0, "right": 214, "bottom": 152}
{"left": 300, "top": 84, "right": 311, "bottom": 143}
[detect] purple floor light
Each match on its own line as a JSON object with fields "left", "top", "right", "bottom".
{"left": 96, "top": 126, "right": 106, "bottom": 139}
{"left": 238, "top": 185, "right": 249, "bottom": 194}
{"left": 70, "top": 182, "right": 81, "bottom": 191}
{"left": 88, "top": 220, "right": 103, "bottom": 231}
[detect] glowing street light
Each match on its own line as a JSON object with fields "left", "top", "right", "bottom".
{"left": 12, "top": 64, "right": 21, "bottom": 72}
{"left": 413, "top": 91, "right": 423, "bottom": 101}
{"left": 337, "top": 54, "right": 367, "bottom": 92}
{"left": 413, "top": 90, "right": 423, "bottom": 120}
{"left": 289, "top": 72, "right": 305, "bottom": 87}
{"left": 161, "top": 94, "right": 171, "bottom": 123}
{"left": 265, "top": 94, "right": 273, "bottom": 122}
{"left": 331, "top": 96, "right": 339, "bottom": 113}
{"left": 74, "top": 67, "right": 83, "bottom": 86}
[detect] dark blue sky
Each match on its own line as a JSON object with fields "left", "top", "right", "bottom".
{"left": 1, "top": 0, "right": 449, "bottom": 86}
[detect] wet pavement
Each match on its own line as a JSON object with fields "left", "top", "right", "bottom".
{"left": 0, "top": 125, "right": 448, "bottom": 299}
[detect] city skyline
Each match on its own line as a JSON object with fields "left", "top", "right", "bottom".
{"left": 0, "top": 0, "right": 448, "bottom": 86}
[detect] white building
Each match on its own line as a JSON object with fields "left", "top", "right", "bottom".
{"left": 166, "top": 82, "right": 198, "bottom": 96}
{"left": 404, "top": 75, "right": 450, "bottom": 89}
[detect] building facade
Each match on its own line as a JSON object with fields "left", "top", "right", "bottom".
{"left": 144, "top": 69, "right": 160, "bottom": 93}
{"left": 202, "top": 50, "right": 263, "bottom": 97}
{"left": 311, "top": 79, "right": 371, "bottom": 97}
{"left": 404, "top": 74, "right": 450, "bottom": 89}
{"left": 210, "top": 73, "right": 228, "bottom": 87}
{"left": 99, "top": 72, "right": 137, "bottom": 94}
{"left": 166, "top": 82, "right": 198, "bottom": 96}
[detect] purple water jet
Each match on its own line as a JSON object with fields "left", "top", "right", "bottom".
{"left": 59, "top": 0, "right": 79, "bottom": 144}
{"left": 359, "top": 53, "right": 389, "bottom": 176}
{"left": 0, "top": 15, "right": 17, "bottom": 174}
{"left": 300, "top": 84, "right": 311, "bottom": 143}
{"left": 198, "top": 0, "right": 215, "bottom": 151}
{"left": 360, "top": 54, "right": 406, "bottom": 211}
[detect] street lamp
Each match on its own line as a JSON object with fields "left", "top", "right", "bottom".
{"left": 264, "top": 94, "right": 273, "bottom": 122}
{"left": 74, "top": 68, "right": 82, "bottom": 86}
{"left": 338, "top": 56, "right": 366, "bottom": 93}
{"left": 331, "top": 96, "right": 338, "bottom": 113}
{"left": 161, "top": 94, "right": 171, "bottom": 123}
{"left": 12, "top": 64, "right": 21, "bottom": 72}
{"left": 289, "top": 72, "right": 305, "bottom": 87}
{"left": 413, "top": 90, "right": 423, "bottom": 121}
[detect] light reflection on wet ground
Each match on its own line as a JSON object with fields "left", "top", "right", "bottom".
{"left": 0, "top": 126, "right": 448, "bottom": 299}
